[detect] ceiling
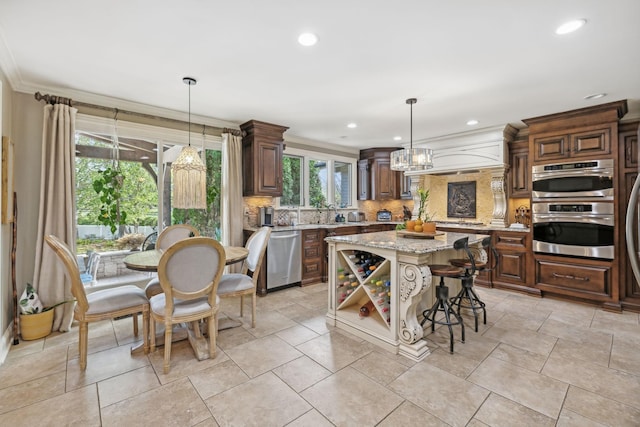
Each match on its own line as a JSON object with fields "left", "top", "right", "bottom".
{"left": 1, "top": 1, "right": 639, "bottom": 151}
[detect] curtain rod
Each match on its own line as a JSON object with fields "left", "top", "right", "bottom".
{"left": 33, "top": 91, "right": 245, "bottom": 137}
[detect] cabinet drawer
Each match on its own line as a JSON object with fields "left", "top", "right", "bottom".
{"left": 495, "top": 233, "right": 528, "bottom": 249}
{"left": 535, "top": 257, "right": 611, "bottom": 298}
{"left": 303, "top": 260, "right": 322, "bottom": 276}
{"left": 303, "top": 230, "right": 323, "bottom": 244}
{"left": 304, "top": 245, "right": 321, "bottom": 259}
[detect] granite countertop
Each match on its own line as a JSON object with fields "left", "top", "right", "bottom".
{"left": 325, "top": 230, "right": 489, "bottom": 255}
{"left": 245, "top": 221, "right": 529, "bottom": 233}
{"left": 245, "top": 221, "right": 401, "bottom": 232}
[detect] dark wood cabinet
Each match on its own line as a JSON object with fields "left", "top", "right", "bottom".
{"left": 241, "top": 120, "right": 288, "bottom": 197}
{"left": 531, "top": 126, "right": 611, "bottom": 162}
{"left": 493, "top": 231, "right": 538, "bottom": 295}
{"left": 399, "top": 173, "right": 412, "bottom": 200}
{"left": 302, "top": 229, "right": 325, "bottom": 285}
{"left": 534, "top": 254, "right": 616, "bottom": 307}
{"left": 358, "top": 148, "right": 401, "bottom": 200}
{"left": 508, "top": 140, "right": 530, "bottom": 197}
{"left": 618, "top": 121, "right": 640, "bottom": 312}
{"left": 357, "top": 160, "right": 370, "bottom": 200}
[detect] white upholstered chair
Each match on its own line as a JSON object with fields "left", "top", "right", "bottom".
{"left": 149, "top": 237, "right": 226, "bottom": 373}
{"left": 45, "top": 235, "right": 149, "bottom": 370}
{"left": 217, "top": 227, "right": 271, "bottom": 328}
{"left": 144, "top": 224, "right": 200, "bottom": 299}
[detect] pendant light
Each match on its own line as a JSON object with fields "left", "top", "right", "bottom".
{"left": 390, "top": 98, "right": 434, "bottom": 171}
{"left": 172, "top": 77, "right": 207, "bottom": 209}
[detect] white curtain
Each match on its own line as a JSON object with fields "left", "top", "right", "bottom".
{"left": 32, "top": 103, "right": 77, "bottom": 331}
{"left": 221, "top": 133, "right": 244, "bottom": 269}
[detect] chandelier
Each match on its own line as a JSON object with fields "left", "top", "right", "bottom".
{"left": 390, "top": 98, "right": 433, "bottom": 171}
{"left": 171, "top": 77, "right": 207, "bottom": 209}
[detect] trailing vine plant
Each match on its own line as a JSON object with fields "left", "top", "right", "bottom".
{"left": 93, "top": 165, "right": 127, "bottom": 235}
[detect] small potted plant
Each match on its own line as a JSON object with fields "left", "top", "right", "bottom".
{"left": 19, "top": 283, "right": 74, "bottom": 340}
{"left": 417, "top": 187, "right": 437, "bottom": 233}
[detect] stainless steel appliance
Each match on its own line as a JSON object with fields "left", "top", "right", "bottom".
{"left": 266, "top": 230, "right": 302, "bottom": 290}
{"left": 259, "top": 206, "right": 274, "bottom": 227}
{"left": 626, "top": 128, "right": 640, "bottom": 285}
{"left": 532, "top": 201, "right": 614, "bottom": 259}
{"left": 532, "top": 159, "right": 614, "bottom": 201}
{"left": 376, "top": 209, "right": 392, "bottom": 221}
{"left": 347, "top": 211, "right": 366, "bottom": 222}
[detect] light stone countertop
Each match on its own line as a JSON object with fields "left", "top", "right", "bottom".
{"left": 245, "top": 221, "right": 529, "bottom": 233}
{"left": 324, "top": 230, "right": 489, "bottom": 254}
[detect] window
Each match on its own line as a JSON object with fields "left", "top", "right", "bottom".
{"left": 281, "top": 154, "right": 302, "bottom": 206}
{"left": 74, "top": 116, "right": 222, "bottom": 255}
{"left": 278, "top": 149, "right": 357, "bottom": 209}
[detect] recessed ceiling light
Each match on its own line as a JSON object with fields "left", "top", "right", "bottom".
{"left": 555, "top": 19, "right": 586, "bottom": 35}
{"left": 347, "top": 123, "right": 357, "bottom": 129}
{"left": 584, "top": 93, "right": 607, "bottom": 100}
{"left": 466, "top": 119, "right": 479, "bottom": 126}
{"left": 393, "top": 136, "right": 402, "bottom": 141}
{"left": 298, "top": 33, "right": 318, "bottom": 46}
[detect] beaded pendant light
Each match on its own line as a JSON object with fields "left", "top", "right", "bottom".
{"left": 172, "top": 77, "right": 207, "bottom": 209}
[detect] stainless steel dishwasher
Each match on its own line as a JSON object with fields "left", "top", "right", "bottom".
{"left": 266, "top": 230, "right": 302, "bottom": 290}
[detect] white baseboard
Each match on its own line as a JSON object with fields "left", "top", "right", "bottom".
{"left": 1, "top": 321, "right": 16, "bottom": 364}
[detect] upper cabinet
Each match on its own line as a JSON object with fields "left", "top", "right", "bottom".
{"left": 508, "top": 138, "right": 530, "bottom": 198}
{"left": 523, "top": 100, "right": 628, "bottom": 164}
{"left": 531, "top": 126, "right": 611, "bottom": 162}
{"left": 241, "top": 120, "right": 289, "bottom": 197}
{"left": 359, "top": 148, "right": 408, "bottom": 200}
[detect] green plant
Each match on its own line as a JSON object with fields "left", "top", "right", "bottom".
{"left": 19, "top": 283, "right": 75, "bottom": 314}
{"left": 93, "top": 166, "right": 127, "bottom": 235}
{"left": 417, "top": 187, "right": 434, "bottom": 222}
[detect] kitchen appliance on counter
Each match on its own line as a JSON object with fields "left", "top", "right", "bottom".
{"left": 376, "top": 209, "right": 392, "bottom": 221}
{"left": 259, "top": 206, "right": 274, "bottom": 227}
{"left": 266, "top": 230, "right": 302, "bottom": 290}
{"left": 347, "top": 211, "right": 366, "bottom": 222}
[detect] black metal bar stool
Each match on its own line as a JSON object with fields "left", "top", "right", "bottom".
{"left": 449, "top": 236, "right": 497, "bottom": 332}
{"left": 420, "top": 237, "right": 468, "bottom": 353}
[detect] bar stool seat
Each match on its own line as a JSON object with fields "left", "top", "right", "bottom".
{"left": 449, "top": 236, "right": 495, "bottom": 332}
{"left": 421, "top": 258, "right": 467, "bottom": 353}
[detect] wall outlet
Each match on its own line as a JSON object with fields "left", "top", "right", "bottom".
{"left": 244, "top": 207, "right": 250, "bottom": 215}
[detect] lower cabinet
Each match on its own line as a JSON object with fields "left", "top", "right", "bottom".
{"left": 301, "top": 229, "right": 325, "bottom": 285}
{"left": 492, "top": 231, "right": 537, "bottom": 295}
{"left": 534, "top": 253, "right": 619, "bottom": 309}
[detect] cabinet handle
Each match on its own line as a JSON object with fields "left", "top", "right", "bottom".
{"left": 552, "top": 272, "right": 589, "bottom": 281}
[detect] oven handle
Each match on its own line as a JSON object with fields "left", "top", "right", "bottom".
{"left": 532, "top": 169, "right": 613, "bottom": 180}
{"left": 626, "top": 175, "right": 640, "bottom": 286}
{"left": 532, "top": 214, "right": 614, "bottom": 226}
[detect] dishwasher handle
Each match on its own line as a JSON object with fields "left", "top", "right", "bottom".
{"left": 269, "top": 232, "right": 300, "bottom": 240}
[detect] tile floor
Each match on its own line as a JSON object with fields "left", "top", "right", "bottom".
{"left": 1, "top": 283, "right": 640, "bottom": 426}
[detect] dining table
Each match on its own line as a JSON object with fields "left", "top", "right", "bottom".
{"left": 123, "top": 245, "right": 249, "bottom": 360}
{"left": 123, "top": 246, "right": 249, "bottom": 272}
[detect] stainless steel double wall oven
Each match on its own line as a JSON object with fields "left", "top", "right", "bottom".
{"left": 531, "top": 159, "right": 614, "bottom": 259}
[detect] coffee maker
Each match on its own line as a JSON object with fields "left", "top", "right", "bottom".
{"left": 259, "top": 206, "right": 274, "bottom": 227}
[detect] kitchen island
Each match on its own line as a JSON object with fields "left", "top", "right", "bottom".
{"left": 325, "top": 230, "right": 488, "bottom": 361}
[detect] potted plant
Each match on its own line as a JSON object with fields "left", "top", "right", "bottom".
{"left": 417, "top": 187, "right": 437, "bottom": 233}
{"left": 19, "top": 283, "right": 74, "bottom": 340}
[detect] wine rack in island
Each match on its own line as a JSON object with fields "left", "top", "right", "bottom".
{"left": 334, "top": 249, "right": 393, "bottom": 337}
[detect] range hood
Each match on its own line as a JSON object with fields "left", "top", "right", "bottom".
{"left": 404, "top": 125, "right": 518, "bottom": 175}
